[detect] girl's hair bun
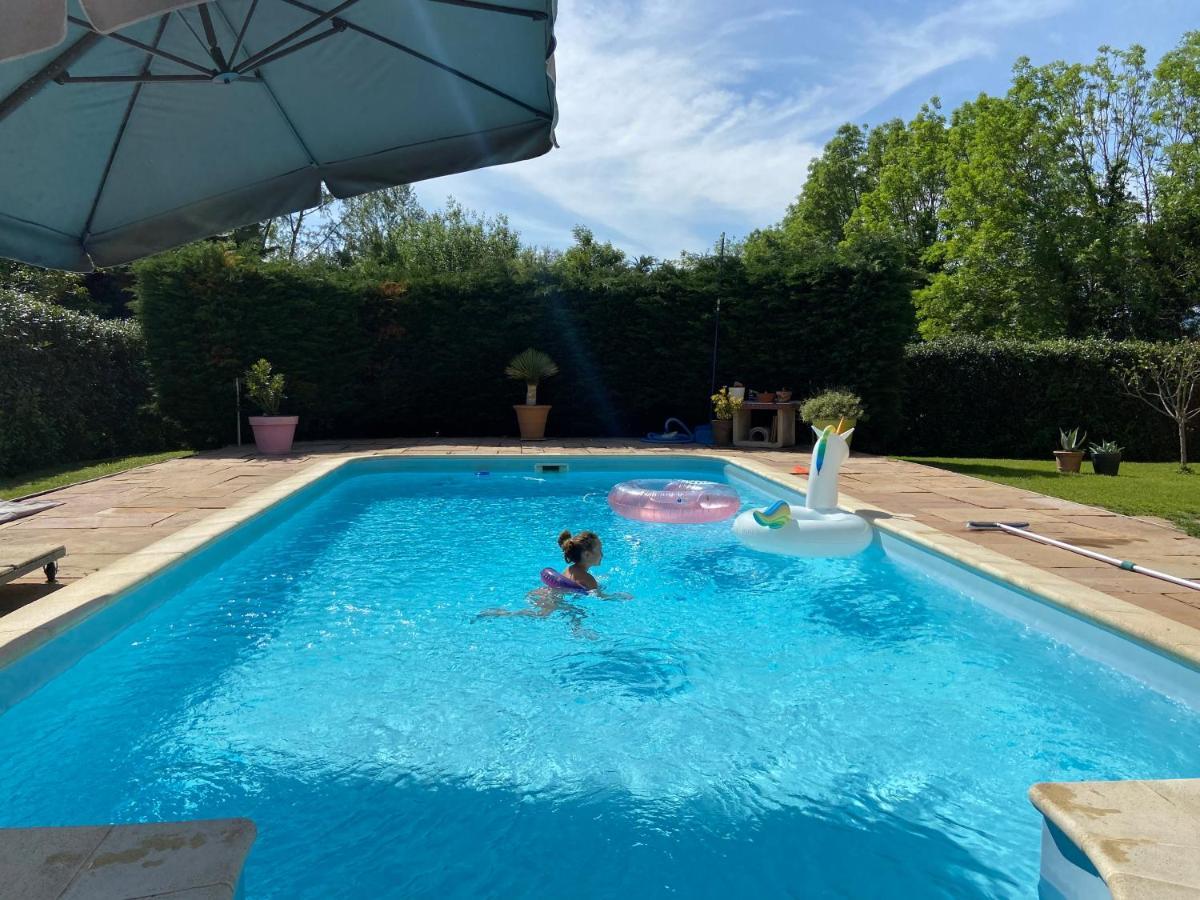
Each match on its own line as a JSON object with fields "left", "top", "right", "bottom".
{"left": 557, "top": 529, "right": 572, "bottom": 548}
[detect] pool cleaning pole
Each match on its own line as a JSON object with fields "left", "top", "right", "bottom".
{"left": 967, "top": 521, "right": 1200, "bottom": 592}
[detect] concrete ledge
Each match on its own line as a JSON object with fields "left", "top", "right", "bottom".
{"left": 0, "top": 818, "right": 256, "bottom": 900}
{"left": 1030, "top": 780, "right": 1200, "bottom": 899}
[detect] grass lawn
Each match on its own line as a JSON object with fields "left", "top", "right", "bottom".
{"left": 0, "top": 451, "right": 193, "bottom": 501}
{"left": 896, "top": 457, "right": 1200, "bottom": 538}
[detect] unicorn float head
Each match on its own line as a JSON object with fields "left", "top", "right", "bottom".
{"left": 805, "top": 424, "right": 854, "bottom": 511}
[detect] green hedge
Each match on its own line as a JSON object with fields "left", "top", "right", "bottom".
{"left": 901, "top": 337, "right": 1197, "bottom": 461}
{"left": 136, "top": 243, "right": 915, "bottom": 451}
{"left": 0, "top": 296, "right": 170, "bottom": 476}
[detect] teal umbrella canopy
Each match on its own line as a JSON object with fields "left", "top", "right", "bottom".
{"left": 0, "top": 0, "right": 557, "bottom": 270}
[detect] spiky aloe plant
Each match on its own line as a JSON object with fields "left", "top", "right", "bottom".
{"left": 1059, "top": 427, "right": 1087, "bottom": 452}
{"left": 506, "top": 349, "right": 559, "bottom": 405}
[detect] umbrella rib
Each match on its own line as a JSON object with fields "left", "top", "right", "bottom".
{"left": 197, "top": 4, "right": 230, "bottom": 69}
{"left": 230, "top": 0, "right": 262, "bottom": 63}
{"left": 425, "top": 0, "right": 548, "bottom": 20}
{"left": 83, "top": 16, "right": 170, "bottom": 243}
{"left": 277, "top": 0, "right": 552, "bottom": 121}
{"left": 175, "top": 8, "right": 214, "bottom": 59}
{"left": 237, "top": 0, "right": 364, "bottom": 72}
{"left": 0, "top": 32, "right": 104, "bottom": 125}
{"left": 58, "top": 74, "right": 219, "bottom": 83}
{"left": 66, "top": 16, "right": 216, "bottom": 76}
{"left": 209, "top": 2, "right": 321, "bottom": 167}
{"left": 235, "top": 23, "right": 346, "bottom": 73}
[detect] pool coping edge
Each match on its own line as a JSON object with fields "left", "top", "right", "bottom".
{"left": 1028, "top": 779, "right": 1200, "bottom": 898}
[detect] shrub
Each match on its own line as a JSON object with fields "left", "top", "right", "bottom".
{"left": 136, "top": 243, "right": 368, "bottom": 446}
{"left": 136, "top": 242, "right": 913, "bottom": 450}
{"left": 900, "top": 337, "right": 1198, "bottom": 461}
{"left": 0, "top": 295, "right": 171, "bottom": 476}
{"left": 800, "top": 389, "right": 866, "bottom": 423}
{"left": 245, "top": 359, "right": 286, "bottom": 416}
{"left": 710, "top": 386, "right": 742, "bottom": 420}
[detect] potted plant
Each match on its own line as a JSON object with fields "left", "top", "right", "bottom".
{"left": 800, "top": 389, "right": 865, "bottom": 445}
{"left": 1054, "top": 427, "right": 1087, "bottom": 473}
{"left": 1089, "top": 439, "right": 1124, "bottom": 477}
{"left": 506, "top": 348, "right": 559, "bottom": 441}
{"left": 710, "top": 386, "right": 742, "bottom": 447}
{"left": 245, "top": 358, "right": 298, "bottom": 454}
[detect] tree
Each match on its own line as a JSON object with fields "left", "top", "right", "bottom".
{"left": 778, "top": 124, "right": 873, "bottom": 249}
{"left": 915, "top": 93, "right": 1075, "bottom": 337}
{"left": 766, "top": 32, "right": 1200, "bottom": 340}
{"left": 555, "top": 226, "right": 628, "bottom": 278}
{"left": 1122, "top": 342, "right": 1200, "bottom": 470}
{"left": 0, "top": 260, "right": 90, "bottom": 308}
{"left": 845, "top": 102, "right": 948, "bottom": 270}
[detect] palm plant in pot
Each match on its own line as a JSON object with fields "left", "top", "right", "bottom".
{"left": 800, "top": 389, "right": 865, "bottom": 446}
{"left": 1089, "top": 439, "right": 1124, "bottom": 476}
{"left": 245, "top": 358, "right": 298, "bottom": 454}
{"left": 1054, "top": 427, "right": 1087, "bottom": 473}
{"left": 710, "top": 386, "right": 742, "bottom": 447}
{"left": 506, "top": 348, "right": 559, "bottom": 440}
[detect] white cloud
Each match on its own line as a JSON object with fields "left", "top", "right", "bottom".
{"left": 418, "top": 0, "right": 1076, "bottom": 258}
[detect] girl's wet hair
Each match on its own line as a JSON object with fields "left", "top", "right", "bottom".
{"left": 558, "top": 529, "right": 600, "bottom": 564}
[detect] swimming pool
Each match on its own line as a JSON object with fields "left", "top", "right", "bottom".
{"left": 1, "top": 456, "right": 1198, "bottom": 898}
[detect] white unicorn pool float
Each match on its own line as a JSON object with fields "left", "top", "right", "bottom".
{"left": 733, "top": 425, "right": 873, "bottom": 557}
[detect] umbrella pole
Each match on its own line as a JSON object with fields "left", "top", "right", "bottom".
{"left": 709, "top": 232, "right": 725, "bottom": 397}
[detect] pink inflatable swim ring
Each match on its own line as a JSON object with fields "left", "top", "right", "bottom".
{"left": 607, "top": 479, "right": 740, "bottom": 524}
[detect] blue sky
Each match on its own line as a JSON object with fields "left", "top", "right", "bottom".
{"left": 417, "top": 0, "right": 1198, "bottom": 259}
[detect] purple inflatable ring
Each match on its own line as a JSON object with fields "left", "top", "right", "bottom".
{"left": 541, "top": 567, "right": 589, "bottom": 593}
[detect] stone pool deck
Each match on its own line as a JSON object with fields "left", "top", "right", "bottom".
{"left": 2, "top": 438, "right": 1197, "bottom": 633}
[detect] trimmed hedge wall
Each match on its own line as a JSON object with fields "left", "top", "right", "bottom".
{"left": 901, "top": 337, "right": 1197, "bottom": 461}
{"left": 0, "top": 296, "right": 169, "bottom": 476}
{"left": 136, "top": 243, "right": 915, "bottom": 451}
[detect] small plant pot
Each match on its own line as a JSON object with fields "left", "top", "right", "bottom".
{"left": 514, "top": 404, "right": 551, "bottom": 441}
{"left": 812, "top": 417, "right": 857, "bottom": 446}
{"left": 1091, "top": 452, "right": 1122, "bottom": 476}
{"left": 1053, "top": 450, "right": 1084, "bottom": 473}
{"left": 711, "top": 419, "right": 733, "bottom": 447}
{"left": 249, "top": 415, "right": 298, "bottom": 454}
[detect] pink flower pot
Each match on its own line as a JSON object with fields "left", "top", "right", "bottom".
{"left": 249, "top": 416, "right": 298, "bottom": 454}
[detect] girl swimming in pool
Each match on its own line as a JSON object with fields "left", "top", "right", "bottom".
{"left": 475, "top": 530, "right": 627, "bottom": 634}
{"left": 556, "top": 529, "right": 602, "bottom": 591}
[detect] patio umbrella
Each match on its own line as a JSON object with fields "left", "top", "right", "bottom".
{"left": 0, "top": 0, "right": 557, "bottom": 270}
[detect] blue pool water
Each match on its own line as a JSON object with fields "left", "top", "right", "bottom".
{"left": 1, "top": 459, "right": 1199, "bottom": 898}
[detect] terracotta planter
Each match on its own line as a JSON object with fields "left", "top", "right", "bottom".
{"left": 711, "top": 419, "right": 733, "bottom": 447}
{"left": 1091, "top": 452, "right": 1122, "bottom": 477}
{"left": 1054, "top": 450, "right": 1084, "bottom": 473}
{"left": 249, "top": 415, "right": 298, "bottom": 454}
{"left": 812, "top": 417, "right": 857, "bottom": 446}
{"left": 514, "top": 404, "right": 551, "bottom": 440}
